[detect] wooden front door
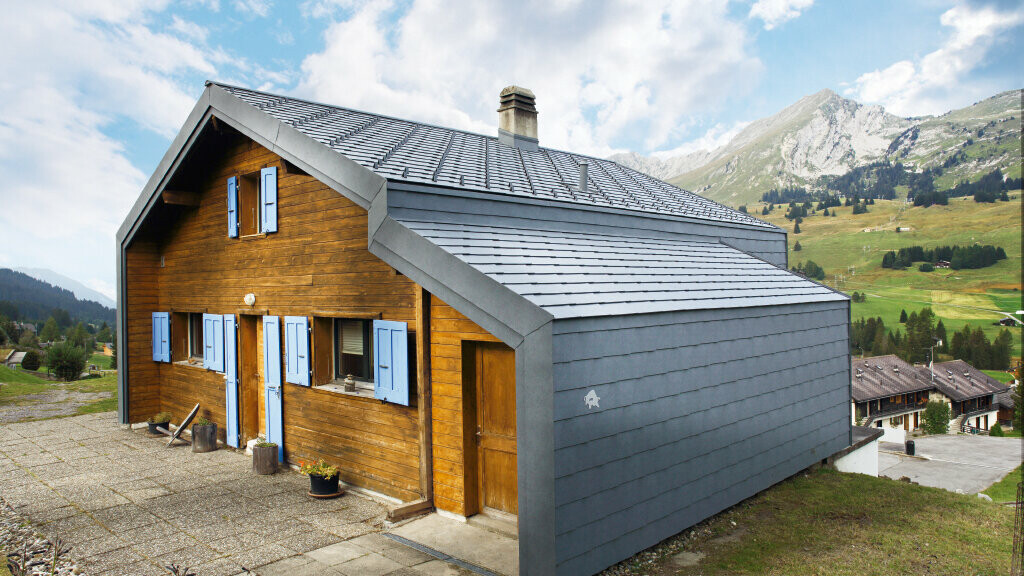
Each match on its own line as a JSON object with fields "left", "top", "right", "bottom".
{"left": 474, "top": 342, "right": 517, "bottom": 516}
{"left": 238, "top": 315, "right": 260, "bottom": 443}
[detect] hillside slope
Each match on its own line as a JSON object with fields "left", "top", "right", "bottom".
{"left": 0, "top": 268, "right": 115, "bottom": 325}
{"left": 14, "top": 267, "right": 115, "bottom": 308}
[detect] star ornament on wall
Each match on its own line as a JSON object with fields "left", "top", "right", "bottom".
{"left": 583, "top": 389, "right": 601, "bottom": 409}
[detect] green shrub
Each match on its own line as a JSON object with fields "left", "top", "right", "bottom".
{"left": 918, "top": 262, "right": 934, "bottom": 272}
{"left": 194, "top": 416, "right": 213, "bottom": 426}
{"left": 46, "top": 341, "right": 87, "bottom": 381}
{"left": 922, "top": 401, "right": 951, "bottom": 434}
{"left": 989, "top": 422, "right": 1004, "bottom": 437}
{"left": 20, "top": 350, "right": 41, "bottom": 371}
{"left": 148, "top": 411, "right": 172, "bottom": 424}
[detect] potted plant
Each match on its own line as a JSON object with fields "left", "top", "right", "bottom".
{"left": 147, "top": 412, "right": 172, "bottom": 435}
{"left": 252, "top": 440, "right": 278, "bottom": 475}
{"left": 300, "top": 459, "right": 342, "bottom": 498}
{"left": 191, "top": 417, "right": 218, "bottom": 453}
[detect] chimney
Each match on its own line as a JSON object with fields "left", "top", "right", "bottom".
{"left": 498, "top": 86, "right": 538, "bottom": 151}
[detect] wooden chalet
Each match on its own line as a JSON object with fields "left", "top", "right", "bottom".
{"left": 117, "top": 82, "right": 852, "bottom": 575}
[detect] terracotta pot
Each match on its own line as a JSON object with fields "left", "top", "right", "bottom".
{"left": 191, "top": 423, "right": 218, "bottom": 453}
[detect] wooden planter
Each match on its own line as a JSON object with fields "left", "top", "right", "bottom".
{"left": 147, "top": 421, "right": 169, "bottom": 435}
{"left": 191, "top": 423, "right": 218, "bottom": 453}
{"left": 252, "top": 445, "right": 278, "bottom": 475}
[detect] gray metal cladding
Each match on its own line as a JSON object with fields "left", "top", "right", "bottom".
{"left": 550, "top": 302, "right": 851, "bottom": 574}
{"left": 213, "top": 83, "right": 772, "bottom": 229}
{"left": 396, "top": 218, "right": 843, "bottom": 319}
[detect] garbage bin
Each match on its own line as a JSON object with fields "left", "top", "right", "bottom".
{"left": 905, "top": 440, "right": 915, "bottom": 456}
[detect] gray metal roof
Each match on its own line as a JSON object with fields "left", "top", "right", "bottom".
{"left": 212, "top": 82, "right": 773, "bottom": 229}
{"left": 851, "top": 355, "right": 932, "bottom": 402}
{"left": 398, "top": 219, "right": 844, "bottom": 319}
{"left": 925, "top": 359, "right": 1009, "bottom": 402}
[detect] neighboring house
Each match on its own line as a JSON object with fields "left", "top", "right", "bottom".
{"left": 850, "top": 355, "right": 1010, "bottom": 436}
{"left": 928, "top": 360, "right": 1007, "bottom": 433}
{"left": 995, "top": 387, "right": 1015, "bottom": 427}
{"left": 5, "top": 351, "right": 26, "bottom": 368}
{"left": 116, "top": 82, "right": 852, "bottom": 575}
{"left": 851, "top": 355, "right": 932, "bottom": 440}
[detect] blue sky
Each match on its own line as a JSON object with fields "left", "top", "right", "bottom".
{"left": 0, "top": 0, "right": 1021, "bottom": 301}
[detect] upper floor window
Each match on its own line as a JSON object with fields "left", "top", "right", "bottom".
{"left": 228, "top": 166, "right": 277, "bottom": 238}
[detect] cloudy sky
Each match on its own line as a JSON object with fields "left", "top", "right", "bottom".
{"left": 0, "top": 0, "right": 1021, "bottom": 302}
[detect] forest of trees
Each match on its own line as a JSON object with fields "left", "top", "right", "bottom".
{"left": 0, "top": 269, "right": 114, "bottom": 325}
{"left": 881, "top": 244, "right": 1007, "bottom": 270}
{"left": 817, "top": 161, "right": 939, "bottom": 200}
{"left": 851, "top": 308, "right": 1013, "bottom": 370}
{"left": 946, "top": 168, "right": 1021, "bottom": 202}
{"left": 790, "top": 260, "right": 825, "bottom": 280}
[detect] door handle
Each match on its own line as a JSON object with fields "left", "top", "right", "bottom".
{"left": 474, "top": 428, "right": 481, "bottom": 445}
{"left": 378, "top": 364, "right": 389, "bottom": 369}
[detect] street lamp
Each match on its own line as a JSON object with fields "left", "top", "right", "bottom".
{"left": 929, "top": 337, "right": 942, "bottom": 384}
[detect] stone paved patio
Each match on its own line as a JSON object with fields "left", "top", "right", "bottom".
{"left": 0, "top": 413, "right": 472, "bottom": 575}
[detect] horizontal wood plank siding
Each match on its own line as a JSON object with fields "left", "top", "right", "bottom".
{"left": 126, "top": 135, "right": 421, "bottom": 500}
{"left": 429, "top": 295, "right": 500, "bottom": 515}
{"left": 124, "top": 240, "right": 160, "bottom": 423}
{"left": 550, "top": 301, "right": 851, "bottom": 574}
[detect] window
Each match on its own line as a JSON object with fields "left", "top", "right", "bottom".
{"left": 189, "top": 313, "right": 204, "bottom": 360}
{"left": 335, "top": 319, "right": 372, "bottom": 381}
{"left": 238, "top": 172, "right": 261, "bottom": 236}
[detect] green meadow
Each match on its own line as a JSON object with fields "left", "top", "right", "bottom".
{"left": 754, "top": 196, "right": 1021, "bottom": 357}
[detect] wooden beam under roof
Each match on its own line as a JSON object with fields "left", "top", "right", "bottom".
{"left": 161, "top": 190, "right": 200, "bottom": 207}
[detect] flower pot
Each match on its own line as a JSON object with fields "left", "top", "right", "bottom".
{"left": 191, "top": 423, "right": 218, "bottom": 453}
{"left": 147, "top": 421, "right": 170, "bottom": 435}
{"left": 252, "top": 445, "right": 278, "bottom": 475}
{"left": 308, "top": 473, "right": 341, "bottom": 497}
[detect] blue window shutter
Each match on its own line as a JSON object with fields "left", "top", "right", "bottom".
{"left": 373, "top": 320, "right": 409, "bottom": 406}
{"left": 263, "top": 316, "right": 284, "bottom": 461}
{"left": 152, "top": 312, "right": 170, "bottom": 362}
{"left": 203, "top": 313, "right": 225, "bottom": 372}
{"left": 227, "top": 176, "right": 239, "bottom": 238}
{"left": 260, "top": 166, "right": 278, "bottom": 233}
{"left": 223, "top": 314, "right": 239, "bottom": 448}
{"left": 284, "top": 316, "right": 310, "bottom": 386}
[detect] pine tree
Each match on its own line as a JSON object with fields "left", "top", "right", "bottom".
{"left": 794, "top": 241, "right": 802, "bottom": 251}
{"left": 899, "top": 309, "right": 908, "bottom": 323}
{"left": 822, "top": 207, "right": 830, "bottom": 216}
{"left": 794, "top": 221, "right": 801, "bottom": 234}
{"left": 935, "top": 320, "right": 947, "bottom": 353}
{"left": 39, "top": 317, "right": 60, "bottom": 342}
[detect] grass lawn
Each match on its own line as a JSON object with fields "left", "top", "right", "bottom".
{"left": 757, "top": 197, "right": 1021, "bottom": 357}
{"left": 0, "top": 367, "right": 117, "bottom": 418}
{"left": 88, "top": 352, "right": 115, "bottom": 369}
{"left": 983, "top": 369, "right": 1017, "bottom": 384}
{"left": 983, "top": 464, "right": 1022, "bottom": 503}
{"left": 609, "top": 468, "right": 1013, "bottom": 575}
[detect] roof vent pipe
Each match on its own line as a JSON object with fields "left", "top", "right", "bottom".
{"left": 497, "top": 86, "right": 538, "bottom": 151}
{"left": 579, "top": 161, "right": 589, "bottom": 194}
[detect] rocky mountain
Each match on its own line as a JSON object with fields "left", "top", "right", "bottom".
{"left": 614, "top": 88, "right": 1021, "bottom": 206}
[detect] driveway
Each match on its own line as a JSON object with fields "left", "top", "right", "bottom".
{"left": 0, "top": 413, "right": 470, "bottom": 575}
{"left": 878, "top": 434, "right": 1021, "bottom": 494}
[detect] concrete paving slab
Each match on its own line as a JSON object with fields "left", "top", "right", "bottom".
{"left": 334, "top": 551, "right": 405, "bottom": 576}
{"left": 390, "top": 514, "right": 519, "bottom": 576}
{"left": 306, "top": 540, "right": 368, "bottom": 565}
{"left": 0, "top": 413, "right": 464, "bottom": 575}
{"left": 879, "top": 434, "right": 1021, "bottom": 493}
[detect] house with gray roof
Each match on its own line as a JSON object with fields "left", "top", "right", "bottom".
{"left": 117, "top": 82, "right": 851, "bottom": 575}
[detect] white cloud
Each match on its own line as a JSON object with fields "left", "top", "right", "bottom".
{"left": 749, "top": 0, "right": 814, "bottom": 30}
{"left": 296, "top": 0, "right": 760, "bottom": 157}
{"left": 847, "top": 2, "right": 1024, "bottom": 116}
{"left": 652, "top": 121, "right": 751, "bottom": 159}
{"left": 234, "top": 0, "right": 272, "bottom": 17}
{"left": 0, "top": 2, "right": 235, "bottom": 296}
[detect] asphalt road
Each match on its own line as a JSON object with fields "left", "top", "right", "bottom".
{"left": 878, "top": 434, "right": 1022, "bottom": 495}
